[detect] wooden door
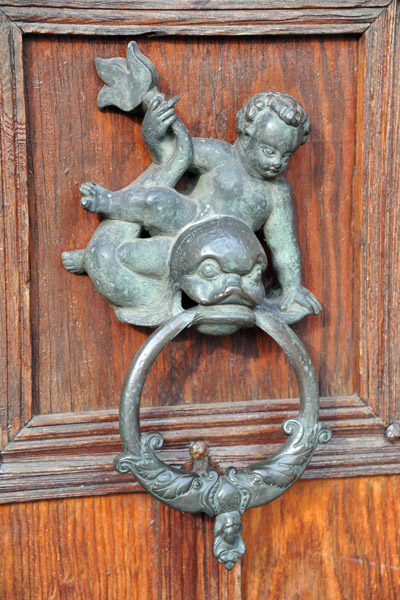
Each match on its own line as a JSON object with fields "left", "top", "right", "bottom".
{"left": 1, "top": 1, "right": 400, "bottom": 598}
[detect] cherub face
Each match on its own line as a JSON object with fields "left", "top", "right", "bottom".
{"left": 241, "top": 109, "right": 303, "bottom": 179}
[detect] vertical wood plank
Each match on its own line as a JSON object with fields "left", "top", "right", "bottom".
{"left": 241, "top": 475, "right": 400, "bottom": 600}
{"left": 0, "top": 494, "right": 241, "bottom": 600}
{"left": 1, "top": 477, "right": 400, "bottom": 599}
{"left": 0, "top": 14, "right": 31, "bottom": 449}
{"left": 0, "top": 494, "right": 159, "bottom": 600}
{"left": 157, "top": 505, "right": 224, "bottom": 599}
{"left": 359, "top": 0, "right": 400, "bottom": 423}
{"left": 219, "top": 560, "right": 243, "bottom": 600}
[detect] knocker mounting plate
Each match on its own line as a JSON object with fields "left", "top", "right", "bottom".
{"left": 62, "top": 42, "right": 331, "bottom": 570}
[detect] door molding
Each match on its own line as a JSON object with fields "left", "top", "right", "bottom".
{"left": 1, "top": 1, "right": 399, "bottom": 502}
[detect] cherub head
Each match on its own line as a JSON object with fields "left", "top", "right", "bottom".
{"left": 236, "top": 91, "right": 310, "bottom": 180}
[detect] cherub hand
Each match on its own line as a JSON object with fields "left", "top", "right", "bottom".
{"left": 79, "top": 181, "right": 111, "bottom": 214}
{"left": 142, "top": 94, "right": 179, "bottom": 146}
{"left": 280, "top": 285, "right": 322, "bottom": 315}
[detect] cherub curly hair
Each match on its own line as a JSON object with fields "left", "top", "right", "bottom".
{"left": 236, "top": 91, "right": 310, "bottom": 146}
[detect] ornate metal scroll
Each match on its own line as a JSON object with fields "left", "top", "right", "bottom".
{"left": 62, "top": 43, "right": 331, "bottom": 569}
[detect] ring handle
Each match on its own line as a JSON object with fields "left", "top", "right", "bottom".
{"left": 114, "top": 305, "right": 331, "bottom": 569}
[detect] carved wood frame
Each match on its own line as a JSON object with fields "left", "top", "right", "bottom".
{"left": 1, "top": 0, "right": 399, "bottom": 503}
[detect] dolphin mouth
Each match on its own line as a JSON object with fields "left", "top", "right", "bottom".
{"left": 206, "top": 286, "right": 260, "bottom": 307}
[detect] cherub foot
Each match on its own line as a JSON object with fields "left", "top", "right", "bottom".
{"left": 62, "top": 249, "right": 86, "bottom": 274}
{"left": 79, "top": 181, "right": 111, "bottom": 214}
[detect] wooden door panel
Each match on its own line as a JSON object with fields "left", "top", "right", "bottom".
{"left": 2, "top": 4, "right": 398, "bottom": 500}
{"left": 1, "top": 2, "right": 400, "bottom": 599}
{"left": 25, "top": 34, "right": 359, "bottom": 415}
{"left": 242, "top": 475, "right": 400, "bottom": 599}
{"left": 1, "top": 476, "right": 400, "bottom": 600}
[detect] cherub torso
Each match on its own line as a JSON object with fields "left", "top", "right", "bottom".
{"left": 185, "top": 138, "right": 277, "bottom": 232}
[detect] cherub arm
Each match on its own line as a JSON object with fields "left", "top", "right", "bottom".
{"left": 133, "top": 95, "right": 194, "bottom": 189}
{"left": 263, "top": 180, "right": 321, "bottom": 315}
{"left": 142, "top": 98, "right": 222, "bottom": 176}
{"left": 141, "top": 95, "right": 179, "bottom": 165}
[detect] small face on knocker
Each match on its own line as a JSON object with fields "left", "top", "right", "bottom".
{"left": 170, "top": 217, "right": 267, "bottom": 334}
{"left": 213, "top": 511, "right": 246, "bottom": 570}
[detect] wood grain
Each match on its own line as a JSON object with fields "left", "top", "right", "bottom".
{"left": 359, "top": 0, "right": 400, "bottom": 424}
{"left": 0, "top": 494, "right": 159, "bottom": 600}
{"left": 15, "top": 23, "right": 375, "bottom": 36}
{"left": 1, "top": 475, "right": 399, "bottom": 599}
{"left": 4, "top": 7, "right": 384, "bottom": 25}
{"left": 2, "top": 396, "right": 398, "bottom": 504}
{"left": 24, "top": 34, "right": 360, "bottom": 415}
{"left": 0, "top": 0, "right": 393, "bottom": 9}
{"left": 0, "top": 14, "right": 31, "bottom": 449}
{"left": 242, "top": 474, "right": 400, "bottom": 600}
{"left": 2, "top": 7, "right": 382, "bottom": 35}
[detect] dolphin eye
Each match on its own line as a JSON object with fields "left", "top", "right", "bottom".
{"left": 199, "top": 260, "right": 220, "bottom": 280}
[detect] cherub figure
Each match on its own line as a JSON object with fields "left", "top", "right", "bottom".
{"left": 62, "top": 43, "right": 321, "bottom": 327}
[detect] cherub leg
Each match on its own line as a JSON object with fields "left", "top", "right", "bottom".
{"left": 80, "top": 182, "right": 198, "bottom": 235}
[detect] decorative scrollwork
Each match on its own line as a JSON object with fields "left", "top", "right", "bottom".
{"left": 317, "top": 425, "right": 333, "bottom": 444}
{"left": 282, "top": 417, "right": 305, "bottom": 440}
{"left": 240, "top": 419, "right": 332, "bottom": 498}
{"left": 114, "top": 434, "right": 220, "bottom": 514}
{"left": 142, "top": 432, "right": 164, "bottom": 451}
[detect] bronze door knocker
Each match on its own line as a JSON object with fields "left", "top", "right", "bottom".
{"left": 62, "top": 42, "right": 331, "bottom": 570}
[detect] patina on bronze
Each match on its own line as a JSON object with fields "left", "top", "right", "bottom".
{"left": 62, "top": 42, "right": 330, "bottom": 569}
{"left": 114, "top": 305, "right": 331, "bottom": 569}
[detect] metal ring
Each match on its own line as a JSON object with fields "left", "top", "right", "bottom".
{"left": 114, "top": 305, "right": 331, "bottom": 568}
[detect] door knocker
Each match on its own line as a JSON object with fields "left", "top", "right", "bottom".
{"left": 62, "top": 43, "right": 331, "bottom": 570}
